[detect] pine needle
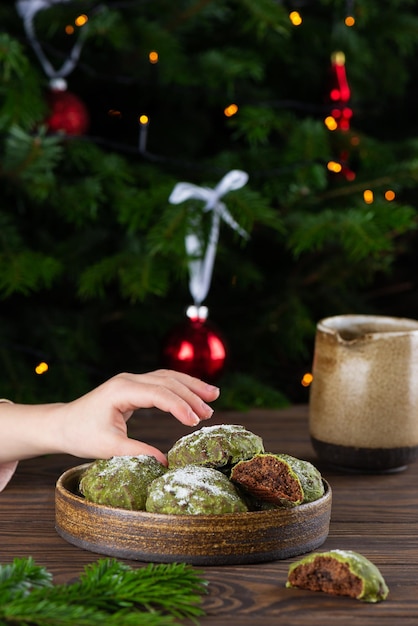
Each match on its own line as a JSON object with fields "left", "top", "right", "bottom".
{"left": 0, "top": 558, "right": 208, "bottom": 626}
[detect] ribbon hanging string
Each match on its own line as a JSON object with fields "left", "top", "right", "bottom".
{"left": 16, "top": 0, "right": 88, "bottom": 81}
{"left": 169, "top": 170, "right": 249, "bottom": 307}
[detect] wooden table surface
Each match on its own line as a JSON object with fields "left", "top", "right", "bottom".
{"left": 2, "top": 405, "right": 418, "bottom": 625}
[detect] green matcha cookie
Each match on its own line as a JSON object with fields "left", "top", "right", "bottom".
{"left": 230, "top": 453, "right": 324, "bottom": 508}
{"left": 167, "top": 424, "right": 264, "bottom": 470}
{"left": 286, "top": 549, "right": 389, "bottom": 602}
{"left": 275, "top": 453, "right": 324, "bottom": 503}
{"left": 146, "top": 465, "right": 248, "bottom": 515}
{"left": 230, "top": 453, "right": 304, "bottom": 507}
{"left": 79, "top": 455, "right": 166, "bottom": 510}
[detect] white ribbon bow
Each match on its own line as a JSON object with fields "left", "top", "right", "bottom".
{"left": 169, "top": 169, "right": 249, "bottom": 306}
{"left": 16, "top": 0, "right": 87, "bottom": 81}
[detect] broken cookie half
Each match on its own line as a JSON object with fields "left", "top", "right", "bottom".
{"left": 286, "top": 549, "right": 389, "bottom": 603}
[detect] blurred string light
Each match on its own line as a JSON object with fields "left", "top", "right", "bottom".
{"left": 138, "top": 114, "right": 150, "bottom": 153}
{"left": 75, "top": 14, "right": 88, "bottom": 27}
{"left": 16, "top": 0, "right": 89, "bottom": 80}
{"left": 66, "top": 14, "right": 88, "bottom": 34}
{"left": 35, "top": 361, "right": 49, "bottom": 375}
{"left": 325, "top": 51, "right": 356, "bottom": 181}
{"left": 224, "top": 103, "right": 238, "bottom": 117}
{"left": 328, "top": 51, "right": 351, "bottom": 129}
{"left": 289, "top": 11, "right": 302, "bottom": 26}
{"left": 360, "top": 189, "right": 396, "bottom": 204}
{"left": 327, "top": 161, "right": 342, "bottom": 173}
{"left": 301, "top": 372, "right": 313, "bottom": 387}
{"left": 324, "top": 116, "right": 338, "bottom": 131}
{"left": 363, "top": 189, "right": 374, "bottom": 204}
{"left": 40, "top": 4, "right": 394, "bottom": 186}
{"left": 345, "top": 0, "right": 355, "bottom": 27}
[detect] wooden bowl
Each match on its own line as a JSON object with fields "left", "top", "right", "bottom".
{"left": 55, "top": 464, "right": 332, "bottom": 565}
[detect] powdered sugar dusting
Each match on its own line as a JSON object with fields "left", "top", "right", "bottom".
{"left": 96, "top": 455, "right": 159, "bottom": 478}
{"left": 146, "top": 464, "right": 247, "bottom": 513}
{"left": 167, "top": 424, "right": 264, "bottom": 470}
{"left": 166, "top": 465, "right": 225, "bottom": 498}
{"left": 178, "top": 424, "right": 248, "bottom": 445}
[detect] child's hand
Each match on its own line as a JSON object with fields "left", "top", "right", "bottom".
{"left": 55, "top": 370, "right": 220, "bottom": 464}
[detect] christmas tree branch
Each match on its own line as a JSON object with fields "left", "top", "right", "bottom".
{"left": 0, "top": 558, "right": 208, "bottom": 626}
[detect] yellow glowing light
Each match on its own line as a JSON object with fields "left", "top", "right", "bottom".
{"left": 289, "top": 11, "right": 302, "bottom": 26}
{"left": 324, "top": 116, "right": 338, "bottom": 131}
{"left": 224, "top": 103, "right": 239, "bottom": 117}
{"left": 327, "top": 161, "right": 342, "bottom": 173}
{"left": 149, "top": 51, "right": 159, "bottom": 64}
{"left": 65, "top": 25, "right": 75, "bottom": 35}
{"left": 301, "top": 372, "right": 313, "bottom": 387}
{"left": 139, "top": 114, "right": 149, "bottom": 125}
{"left": 35, "top": 362, "right": 49, "bottom": 375}
{"left": 332, "top": 51, "right": 346, "bottom": 66}
{"left": 75, "top": 14, "right": 88, "bottom": 27}
{"left": 385, "top": 190, "right": 396, "bottom": 201}
{"left": 345, "top": 16, "right": 355, "bottom": 27}
{"left": 363, "top": 189, "right": 374, "bottom": 204}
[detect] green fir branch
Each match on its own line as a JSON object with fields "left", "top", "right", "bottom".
{"left": 0, "top": 558, "right": 208, "bottom": 626}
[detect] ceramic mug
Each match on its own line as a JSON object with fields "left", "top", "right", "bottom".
{"left": 309, "top": 314, "right": 418, "bottom": 472}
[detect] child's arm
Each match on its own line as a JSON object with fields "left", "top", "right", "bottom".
{"left": 0, "top": 370, "right": 219, "bottom": 466}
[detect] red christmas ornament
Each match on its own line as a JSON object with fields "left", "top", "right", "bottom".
{"left": 45, "top": 86, "right": 89, "bottom": 136}
{"left": 161, "top": 306, "right": 227, "bottom": 381}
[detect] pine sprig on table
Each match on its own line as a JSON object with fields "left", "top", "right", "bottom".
{"left": 0, "top": 557, "right": 53, "bottom": 599}
{"left": 0, "top": 557, "right": 208, "bottom": 626}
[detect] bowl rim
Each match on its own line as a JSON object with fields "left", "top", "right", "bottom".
{"left": 56, "top": 462, "right": 332, "bottom": 521}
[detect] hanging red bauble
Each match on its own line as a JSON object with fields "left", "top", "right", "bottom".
{"left": 161, "top": 306, "right": 227, "bottom": 381}
{"left": 45, "top": 86, "right": 89, "bottom": 136}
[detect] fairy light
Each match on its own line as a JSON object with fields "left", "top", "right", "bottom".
{"left": 75, "top": 14, "right": 88, "bottom": 27}
{"left": 327, "top": 161, "right": 343, "bottom": 173}
{"left": 35, "top": 361, "right": 49, "bottom": 375}
{"left": 385, "top": 190, "right": 396, "bottom": 201}
{"left": 138, "top": 115, "right": 150, "bottom": 153}
{"left": 149, "top": 50, "right": 159, "bottom": 64}
{"left": 324, "top": 116, "right": 338, "bottom": 131}
{"left": 363, "top": 189, "right": 374, "bottom": 204}
{"left": 65, "top": 25, "right": 74, "bottom": 35}
{"left": 345, "top": 15, "right": 355, "bottom": 27}
{"left": 301, "top": 372, "right": 313, "bottom": 387}
{"left": 339, "top": 117, "right": 350, "bottom": 131}
{"left": 289, "top": 11, "right": 302, "bottom": 26}
{"left": 342, "top": 107, "right": 352, "bottom": 120}
{"left": 224, "top": 103, "right": 238, "bottom": 117}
